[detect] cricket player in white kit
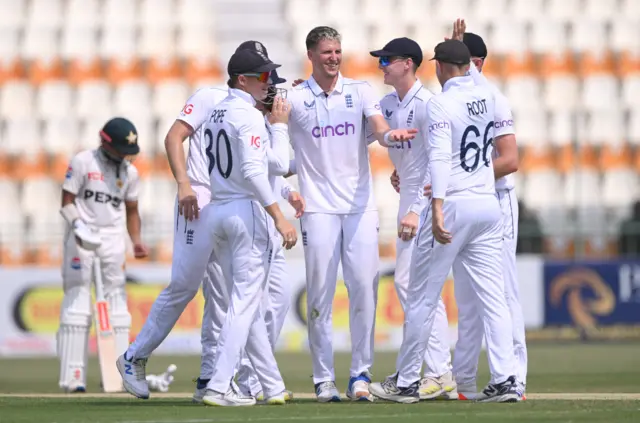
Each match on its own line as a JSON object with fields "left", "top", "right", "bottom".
{"left": 195, "top": 59, "right": 303, "bottom": 404}
{"left": 368, "top": 37, "right": 456, "bottom": 401}
{"left": 369, "top": 40, "right": 519, "bottom": 404}
{"left": 287, "top": 26, "right": 416, "bottom": 402}
{"left": 198, "top": 48, "right": 297, "bottom": 406}
{"left": 452, "top": 28, "right": 526, "bottom": 400}
{"left": 117, "top": 79, "right": 228, "bottom": 400}
{"left": 58, "top": 117, "right": 148, "bottom": 392}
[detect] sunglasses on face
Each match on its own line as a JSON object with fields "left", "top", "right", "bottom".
{"left": 241, "top": 72, "right": 271, "bottom": 83}
{"left": 378, "top": 56, "right": 410, "bottom": 67}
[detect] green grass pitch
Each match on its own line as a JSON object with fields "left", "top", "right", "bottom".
{"left": 0, "top": 343, "right": 639, "bottom": 423}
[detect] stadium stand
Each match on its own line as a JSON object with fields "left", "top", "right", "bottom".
{"left": 0, "top": 0, "right": 638, "bottom": 265}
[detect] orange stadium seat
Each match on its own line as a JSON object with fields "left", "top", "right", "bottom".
{"left": 67, "top": 59, "right": 104, "bottom": 85}
{"left": 106, "top": 58, "right": 144, "bottom": 84}
{"left": 0, "top": 0, "right": 637, "bottom": 261}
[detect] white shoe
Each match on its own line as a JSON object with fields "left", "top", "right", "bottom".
{"left": 420, "top": 371, "right": 458, "bottom": 400}
{"left": 258, "top": 391, "right": 286, "bottom": 405}
{"left": 202, "top": 387, "right": 256, "bottom": 407}
{"left": 314, "top": 381, "right": 341, "bottom": 403}
{"left": 192, "top": 378, "right": 208, "bottom": 404}
{"left": 116, "top": 353, "right": 149, "bottom": 399}
{"left": 346, "top": 372, "right": 374, "bottom": 402}
{"left": 476, "top": 376, "right": 521, "bottom": 403}
{"left": 368, "top": 374, "right": 419, "bottom": 404}
{"left": 256, "top": 390, "right": 293, "bottom": 403}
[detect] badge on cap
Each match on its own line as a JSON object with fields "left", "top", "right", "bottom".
{"left": 126, "top": 131, "right": 137, "bottom": 144}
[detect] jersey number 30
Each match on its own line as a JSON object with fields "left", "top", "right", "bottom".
{"left": 204, "top": 128, "right": 233, "bottom": 179}
{"left": 460, "top": 122, "right": 493, "bottom": 172}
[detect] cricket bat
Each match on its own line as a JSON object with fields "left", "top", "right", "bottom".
{"left": 93, "top": 257, "right": 123, "bottom": 393}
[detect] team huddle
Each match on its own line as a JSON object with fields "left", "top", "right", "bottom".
{"left": 56, "top": 19, "right": 526, "bottom": 405}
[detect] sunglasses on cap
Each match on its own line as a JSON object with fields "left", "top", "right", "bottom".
{"left": 241, "top": 72, "right": 271, "bottom": 83}
{"left": 378, "top": 56, "right": 410, "bottom": 67}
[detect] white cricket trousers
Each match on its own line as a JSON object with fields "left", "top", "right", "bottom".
{"left": 127, "top": 185, "right": 222, "bottom": 359}
{"left": 395, "top": 193, "right": 451, "bottom": 378}
{"left": 199, "top": 238, "right": 290, "bottom": 396}
{"left": 396, "top": 195, "right": 516, "bottom": 388}
{"left": 453, "top": 189, "right": 527, "bottom": 386}
{"left": 300, "top": 210, "right": 379, "bottom": 384}
{"left": 204, "top": 199, "right": 285, "bottom": 397}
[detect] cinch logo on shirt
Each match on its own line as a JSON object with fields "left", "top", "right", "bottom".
{"left": 428, "top": 121, "right": 450, "bottom": 132}
{"left": 494, "top": 119, "right": 514, "bottom": 129}
{"left": 311, "top": 122, "right": 356, "bottom": 138}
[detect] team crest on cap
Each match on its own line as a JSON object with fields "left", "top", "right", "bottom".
{"left": 255, "top": 49, "right": 269, "bottom": 61}
{"left": 126, "top": 131, "right": 137, "bottom": 144}
{"left": 254, "top": 42, "right": 266, "bottom": 54}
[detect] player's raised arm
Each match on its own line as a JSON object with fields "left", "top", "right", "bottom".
{"left": 165, "top": 90, "right": 211, "bottom": 221}
{"left": 426, "top": 99, "right": 453, "bottom": 244}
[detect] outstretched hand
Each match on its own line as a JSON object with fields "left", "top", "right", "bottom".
{"left": 445, "top": 18, "right": 466, "bottom": 41}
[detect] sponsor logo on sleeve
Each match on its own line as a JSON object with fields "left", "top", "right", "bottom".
{"left": 181, "top": 103, "right": 194, "bottom": 115}
{"left": 65, "top": 166, "right": 73, "bottom": 179}
{"left": 250, "top": 135, "right": 261, "bottom": 148}
{"left": 494, "top": 119, "right": 514, "bottom": 129}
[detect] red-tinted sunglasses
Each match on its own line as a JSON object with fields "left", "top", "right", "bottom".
{"left": 241, "top": 72, "right": 270, "bottom": 83}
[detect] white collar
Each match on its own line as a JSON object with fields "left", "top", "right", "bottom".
{"left": 397, "top": 79, "right": 423, "bottom": 108}
{"left": 308, "top": 73, "right": 344, "bottom": 97}
{"left": 229, "top": 88, "right": 256, "bottom": 106}
{"left": 442, "top": 75, "right": 474, "bottom": 92}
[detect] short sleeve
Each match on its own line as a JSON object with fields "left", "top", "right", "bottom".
{"left": 493, "top": 90, "right": 516, "bottom": 138}
{"left": 125, "top": 166, "right": 140, "bottom": 202}
{"left": 176, "top": 88, "right": 216, "bottom": 133}
{"left": 62, "top": 154, "right": 85, "bottom": 195}
{"left": 359, "top": 82, "right": 383, "bottom": 118}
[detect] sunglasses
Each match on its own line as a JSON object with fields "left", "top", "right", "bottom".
{"left": 378, "top": 56, "right": 410, "bottom": 67}
{"left": 241, "top": 72, "right": 271, "bottom": 83}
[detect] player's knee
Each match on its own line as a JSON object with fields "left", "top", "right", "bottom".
{"left": 59, "top": 286, "right": 92, "bottom": 327}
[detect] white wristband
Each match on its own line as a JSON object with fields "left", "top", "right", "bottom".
{"left": 383, "top": 130, "right": 393, "bottom": 145}
{"left": 60, "top": 203, "right": 81, "bottom": 226}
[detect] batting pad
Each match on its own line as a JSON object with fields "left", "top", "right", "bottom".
{"left": 57, "top": 286, "right": 92, "bottom": 390}
{"left": 107, "top": 288, "right": 132, "bottom": 355}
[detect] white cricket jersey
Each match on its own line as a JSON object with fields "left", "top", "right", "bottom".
{"left": 176, "top": 86, "right": 229, "bottom": 188}
{"left": 203, "top": 88, "right": 275, "bottom": 206}
{"left": 427, "top": 76, "right": 497, "bottom": 200}
{"left": 288, "top": 73, "right": 382, "bottom": 214}
{"left": 468, "top": 64, "right": 516, "bottom": 191}
{"left": 63, "top": 149, "right": 139, "bottom": 233}
{"left": 380, "top": 79, "right": 434, "bottom": 215}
